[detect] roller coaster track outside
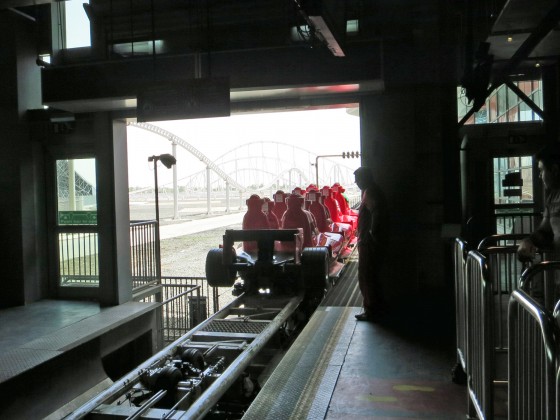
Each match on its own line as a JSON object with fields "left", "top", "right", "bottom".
{"left": 130, "top": 122, "right": 247, "bottom": 192}
{"left": 129, "top": 122, "right": 359, "bottom": 217}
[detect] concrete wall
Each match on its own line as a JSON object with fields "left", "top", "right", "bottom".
{"left": 358, "top": 0, "right": 460, "bottom": 301}
{"left": 0, "top": 11, "right": 47, "bottom": 307}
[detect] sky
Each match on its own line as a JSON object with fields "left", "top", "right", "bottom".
{"left": 126, "top": 108, "right": 361, "bottom": 189}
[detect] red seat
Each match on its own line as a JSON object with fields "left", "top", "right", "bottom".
{"left": 307, "top": 189, "right": 351, "bottom": 242}
{"left": 315, "top": 231, "right": 344, "bottom": 259}
{"left": 242, "top": 194, "right": 270, "bottom": 252}
{"left": 321, "top": 186, "right": 357, "bottom": 231}
{"left": 281, "top": 194, "right": 318, "bottom": 248}
{"left": 292, "top": 187, "right": 310, "bottom": 210}
{"left": 331, "top": 183, "right": 358, "bottom": 216}
{"left": 262, "top": 197, "right": 280, "bottom": 229}
{"left": 306, "top": 190, "right": 346, "bottom": 256}
{"left": 272, "top": 190, "right": 288, "bottom": 225}
{"left": 306, "top": 189, "right": 330, "bottom": 232}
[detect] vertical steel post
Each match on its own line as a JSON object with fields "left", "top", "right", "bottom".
{"left": 172, "top": 141, "right": 178, "bottom": 219}
{"left": 153, "top": 159, "right": 162, "bottom": 285}
{"left": 206, "top": 166, "right": 211, "bottom": 214}
{"left": 225, "top": 180, "right": 230, "bottom": 213}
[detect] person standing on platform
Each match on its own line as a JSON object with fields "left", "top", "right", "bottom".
{"left": 518, "top": 143, "right": 560, "bottom": 261}
{"left": 353, "top": 166, "right": 389, "bottom": 321}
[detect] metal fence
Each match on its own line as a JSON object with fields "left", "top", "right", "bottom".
{"left": 465, "top": 238, "right": 545, "bottom": 419}
{"left": 130, "top": 220, "right": 158, "bottom": 288}
{"left": 453, "top": 237, "right": 469, "bottom": 383}
{"left": 508, "top": 261, "right": 560, "bottom": 420}
{"left": 58, "top": 220, "right": 157, "bottom": 287}
{"left": 465, "top": 211, "right": 540, "bottom": 244}
{"left": 494, "top": 211, "right": 541, "bottom": 235}
{"left": 58, "top": 229, "right": 99, "bottom": 286}
{"left": 137, "top": 276, "right": 237, "bottom": 344}
{"left": 57, "top": 220, "right": 237, "bottom": 344}
{"left": 509, "top": 288, "right": 558, "bottom": 419}
{"left": 455, "top": 232, "right": 560, "bottom": 419}
{"left": 133, "top": 221, "right": 239, "bottom": 344}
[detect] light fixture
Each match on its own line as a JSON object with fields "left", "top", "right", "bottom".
{"left": 507, "top": 35, "right": 513, "bottom": 43}
{"left": 150, "top": 153, "right": 177, "bottom": 169}
{"left": 148, "top": 153, "right": 177, "bottom": 283}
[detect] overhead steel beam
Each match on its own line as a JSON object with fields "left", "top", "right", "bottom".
{"left": 494, "top": 2, "right": 560, "bottom": 83}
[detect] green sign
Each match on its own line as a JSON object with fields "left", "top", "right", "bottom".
{"left": 58, "top": 211, "right": 97, "bottom": 225}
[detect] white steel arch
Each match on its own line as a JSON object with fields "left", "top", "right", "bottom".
{"left": 130, "top": 122, "right": 247, "bottom": 192}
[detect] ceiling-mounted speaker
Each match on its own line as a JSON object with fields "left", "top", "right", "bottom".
{"left": 137, "top": 78, "right": 230, "bottom": 122}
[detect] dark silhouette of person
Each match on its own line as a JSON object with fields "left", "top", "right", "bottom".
{"left": 353, "top": 166, "right": 389, "bottom": 321}
{"left": 518, "top": 143, "right": 560, "bottom": 261}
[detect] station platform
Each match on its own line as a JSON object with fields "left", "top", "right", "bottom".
{"left": 0, "top": 300, "right": 159, "bottom": 419}
{"left": 0, "top": 254, "right": 467, "bottom": 419}
{"left": 244, "top": 256, "right": 467, "bottom": 419}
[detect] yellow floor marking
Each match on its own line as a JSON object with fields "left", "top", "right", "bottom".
{"left": 393, "top": 384, "right": 435, "bottom": 392}
{"left": 358, "top": 395, "right": 399, "bottom": 403}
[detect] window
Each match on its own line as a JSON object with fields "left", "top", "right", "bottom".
{"left": 493, "top": 155, "right": 535, "bottom": 234}
{"left": 64, "top": 1, "right": 91, "bottom": 49}
{"left": 458, "top": 79, "right": 543, "bottom": 124}
{"left": 56, "top": 158, "right": 99, "bottom": 287}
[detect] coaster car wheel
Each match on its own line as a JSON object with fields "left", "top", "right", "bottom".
{"left": 301, "top": 246, "right": 329, "bottom": 299}
{"left": 205, "top": 248, "right": 237, "bottom": 287}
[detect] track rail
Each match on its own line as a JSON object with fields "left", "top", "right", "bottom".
{"left": 66, "top": 293, "right": 304, "bottom": 420}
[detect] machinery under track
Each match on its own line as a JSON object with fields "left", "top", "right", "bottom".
{"left": 66, "top": 229, "right": 345, "bottom": 419}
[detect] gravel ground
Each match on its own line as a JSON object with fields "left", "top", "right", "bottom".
{"left": 159, "top": 221, "right": 242, "bottom": 277}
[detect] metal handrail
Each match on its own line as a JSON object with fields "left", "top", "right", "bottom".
{"left": 509, "top": 289, "right": 558, "bottom": 420}
{"left": 519, "top": 261, "right": 560, "bottom": 313}
{"left": 454, "top": 237, "right": 469, "bottom": 372}
{"left": 465, "top": 249, "right": 493, "bottom": 419}
{"left": 477, "top": 233, "right": 529, "bottom": 250}
{"left": 464, "top": 233, "right": 555, "bottom": 419}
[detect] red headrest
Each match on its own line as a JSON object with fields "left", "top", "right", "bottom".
{"left": 273, "top": 190, "right": 286, "bottom": 203}
{"left": 246, "top": 194, "right": 264, "bottom": 208}
{"left": 286, "top": 193, "right": 305, "bottom": 208}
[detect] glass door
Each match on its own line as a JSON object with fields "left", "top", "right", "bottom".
{"left": 55, "top": 158, "right": 99, "bottom": 289}
{"left": 492, "top": 155, "right": 537, "bottom": 234}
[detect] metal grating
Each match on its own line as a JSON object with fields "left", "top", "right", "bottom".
{"left": 321, "top": 255, "right": 361, "bottom": 307}
{"left": 23, "top": 302, "right": 158, "bottom": 351}
{"left": 0, "top": 348, "right": 62, "bottom": 382}
{"left": 201, "top": 319, "right": 269, "bottom": 334}
{"left": 242, "top": 306, "right": 357, "bottom": 419}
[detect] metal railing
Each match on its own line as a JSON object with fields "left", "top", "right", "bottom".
{"left": 464, "top": 249, "right": 491, "bottom": 419}
{"left": 509, "top": 288, "right": 558, "bottom": 419}
{"left": 137, "top": 276, "right": 237, "bottom": 344}
{"left": 465, "top": 212, "right": 540, "bottom": 244}
{"left": 55, "top": 220, "right": 239, "bottom": 346}
{"left": 130, "top": 220, "right": 158, "bottom": 288}
{"left": 494, "top": 211, "right": 541, "bottom": 235}
{"left": 462, "top": 235, "right": 544, "bottom": 419}
{"left": 453, "top": 237, "right": 469, "bottom": 380}
{"left": 508, "top": 261, "right": 560, "bottom": 420}
{"left": 457, "top": 232, "right": 560, "bottom": 419}
{"left": 58, "top": 228, "right": 99, "bottom": 286}
{"left": 58, "top": 220, "right": 158, "bottom": 287}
